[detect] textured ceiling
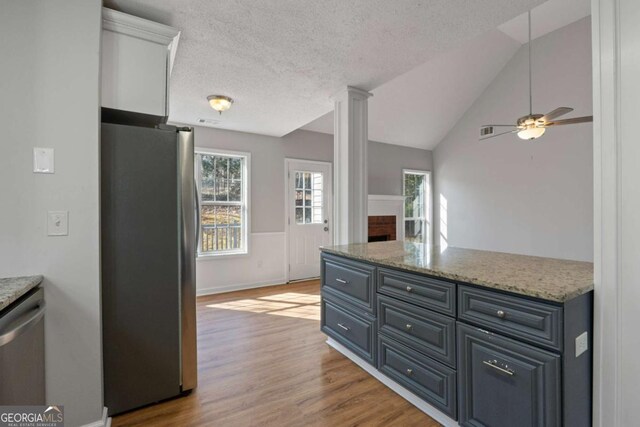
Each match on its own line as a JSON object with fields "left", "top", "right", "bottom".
{"left": 302, "top": 0, "right": 591, "bottom": 150}
{"left": 104, "top": 0, "right": 542, "bottom": 137}
{"left": 302, "top": 30, "right": 521, "bottom": 150}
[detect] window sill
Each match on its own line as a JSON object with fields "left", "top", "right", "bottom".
{"left": 197, "top": 251, "right": 249, "bottom": 261}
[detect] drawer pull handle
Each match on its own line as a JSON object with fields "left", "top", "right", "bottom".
{"left": 406, "top": 324, "right": 413, "bottom": 331}
{"left": 406, "top": 286, "right": 413, "bottom": 292}
{"left": 335, "top": 278, "right": 349, "bottom": 284}
{"left": 483, "top": 359, "right": 515, "bottom": 376}
{"left": 496, "top": 310, "right": 506, "bottom": 319}
{"left": 406, "top": 368, "right": 413, "bottom": 375}
{"left": 337, "top": 323, "right": 350, "bottom": 331}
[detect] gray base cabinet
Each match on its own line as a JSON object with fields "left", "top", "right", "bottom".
{"left": 379, "top": 334, "right": 457, "bottom": 418}
{"left": 457, "top": 323, "right": 561, "bottom": 427}
{"left": 319, "top": 252, "right": 593, "bottom": 427}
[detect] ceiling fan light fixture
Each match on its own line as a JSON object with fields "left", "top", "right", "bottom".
{"left": 207, "top": 95, "right": 233, "bottom": 114}
{"left": 517, "top": 126, "right": 546, "bottom": 140}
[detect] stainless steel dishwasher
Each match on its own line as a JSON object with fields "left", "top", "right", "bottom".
{"left": 0, "top": 287, "right": 45, "bottom": 405}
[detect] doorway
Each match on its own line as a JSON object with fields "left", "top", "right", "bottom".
{"left": 285, "top": 159, "right": 333, "bottom": 281}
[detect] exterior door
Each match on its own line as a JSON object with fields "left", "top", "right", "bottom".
{"left": 287, "top": 160, "right": 332, "bottom": 281}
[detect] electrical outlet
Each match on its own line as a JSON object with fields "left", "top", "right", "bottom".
{"left": 575, "top": 331, "right": 588, "bottom": 357}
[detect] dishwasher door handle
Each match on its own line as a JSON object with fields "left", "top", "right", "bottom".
{"left": 0, "top": 302, "right": 46, "bottom": 347}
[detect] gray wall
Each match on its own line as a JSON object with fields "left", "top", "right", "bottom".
{"left": 433, "top": 17, "right": 593, "bottom": 261}
{"left": 190, "top": 126, "right": 433, "bottom": 232}
{"left": 0, "top": 1, "right": 103, "bottom": 425}
{"left": 369, "top": 141, "right": 433, "bottom": 195}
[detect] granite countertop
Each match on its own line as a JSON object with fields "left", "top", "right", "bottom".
{"left": 0, "top": 275, "right": 44, "bottom": 312}
{"left": 321, "top": 241, "right": 594, "bottom": 303}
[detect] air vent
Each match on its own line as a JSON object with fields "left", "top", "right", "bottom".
{"left": 197, "top": 118, "right": 221, "bottom": 125}
{"left": 480, "top": 126, "right": 494, "bottom": 137}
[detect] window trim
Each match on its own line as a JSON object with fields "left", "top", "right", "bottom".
{"left": 195, "top": 147, "right": 251, "bottom": 259}
{"left": 402, "top": 169, "right": 432, "bottom": 246}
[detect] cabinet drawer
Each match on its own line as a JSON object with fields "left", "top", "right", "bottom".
{"left": 458, "top": 285, "right": 563, "bottom": 351}
{"left": 378, "top": 295, "right": 456, "bottom": 367}
{"left": 377, "top": 268, "right": 455, "bottom": 316}
{"left": 322, "top": 254, "right": 375, "bottom": 314}
{"left": 378, "top": 335, "right": 457, "bottom": 419}
{"left": 458, "top": 323, "right": 561, "bottom": 427}
{"left": 321, "top": 296, "right": 375, "bottom": 365}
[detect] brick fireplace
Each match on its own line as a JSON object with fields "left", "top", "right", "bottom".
{"left": 368, "top": 215, "right": 397, "bottom": 242}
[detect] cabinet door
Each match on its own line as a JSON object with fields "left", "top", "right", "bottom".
{"left": 458, "top": 323, "right": 561, "bottom": 427}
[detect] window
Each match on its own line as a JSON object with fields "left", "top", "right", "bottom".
{"left": 195, "top": 149, "right": 249, "bottom": 256}
{"left": 403, "top": 170, "right": 430, "bottom": 244}
{"left": 294, "top": 171, "right": 323, "bottom": 224}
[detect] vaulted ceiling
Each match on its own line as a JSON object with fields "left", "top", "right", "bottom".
{"left": 104, "top": 0, "right": 544, "bottom": 137}
{"left": 302, "top": 0, "right": 591, "bottom": 150}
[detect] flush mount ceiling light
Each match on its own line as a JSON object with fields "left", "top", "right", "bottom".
{"left": 478, "top": 11, "right": 592, "bottom": 142}
{"left": 207, "top": 95, "right": 233, "bottom": 115}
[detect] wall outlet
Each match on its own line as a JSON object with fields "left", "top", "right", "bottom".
{"left": 575, "top": 331, "right": 588, "bottom": 357}
{"left": 47, "top": 211, "right": 68, "bottom": 236}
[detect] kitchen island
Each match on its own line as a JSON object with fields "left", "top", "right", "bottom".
{"left": 319, "top": 241, "right": 593, "bottom": 427}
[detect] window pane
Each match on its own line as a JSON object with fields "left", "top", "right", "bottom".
{"left": 295, "top": 207, "right": 303, "bottom": 224}
{"left": 405, "top": 219, "right": 425, "bottom": 244}
{"left": 295, "top": 172, "right": 303, "bottom": 189}
{"left": 229, "top": 158, "right": 242, "bottom": 180}
{"left": 404, "top": 172, "right": 426, "bottom": 219}
{"left": 295, "top": 190, "right": 303, "bottom": 206}
{"left": 304, "top": 173, "right": 311, "bottom": 189}
{"left": 305, "top": 208, "right": 311, "bottom": 223}
{"left": 200, "top": 155, "right": 215, "bottom": 202}
{"left": 228, "top": 206, "right": 241, "bottom": 224}
{"left": 305, "top": 190, "right": 312, "bottom": 206}
{"left": 229, "top": 180, "right": 241, "bottom": 201}
{"left": 313, "top": 206, "right": 322, "bottom": 223}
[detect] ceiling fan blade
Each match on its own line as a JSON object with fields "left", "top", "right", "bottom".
{"left": 481, "top": 124, "right": 518, "bottom": 127}
{"left": 479, "top": 129, "right": 518, "bottom": 141}
{"left": 539, "top": 107, "right": 573, "bottom": 123}
{"left": 544, "top": 116, "right": 593, "bottom": 126}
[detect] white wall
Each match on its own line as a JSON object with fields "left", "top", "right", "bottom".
{"left": 0, "top": 1, "right": 103, "bottom": 426}
{"left": 433, "top": 17, "right": 593, "bottom": 261}
{"left": 592, "top": 0, "right": 640, "bottom": 424}
{"left": 188, "top": 126, "right": 432, "bottom": 293}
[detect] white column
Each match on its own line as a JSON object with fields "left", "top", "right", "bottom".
{"left": 332, "top": 86, "right": 372, "bottom": 245}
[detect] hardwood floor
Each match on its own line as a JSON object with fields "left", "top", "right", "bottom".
{"left": 112, "top": 280, "right": 440, "bottom": 427}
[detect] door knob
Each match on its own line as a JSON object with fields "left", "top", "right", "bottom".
{"left": 324, "top": 219, "right": 328, "bottom": 224}
{"left": 324, "top": 227, "right": 329, "bottom": 232}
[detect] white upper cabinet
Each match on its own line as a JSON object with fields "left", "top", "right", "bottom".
{"left": 101, "top": 8, "right": 180, "bottom": 118}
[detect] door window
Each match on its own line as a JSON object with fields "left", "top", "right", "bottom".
{"left": 294, "top": 171, "right": 323, "bottom": 224}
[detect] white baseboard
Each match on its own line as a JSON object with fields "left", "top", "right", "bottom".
{"left": 81, "top": 407, "right": 110, "bottom": 427}
{"left": 196, "top": 278, "right": 288, "bottom": 296}
{"left": 326, "top": 338, "right": 458, "bottom": 427}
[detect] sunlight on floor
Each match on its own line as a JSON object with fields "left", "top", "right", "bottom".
{"left": 206, "top": 292, "right": 321, "bottom": 320}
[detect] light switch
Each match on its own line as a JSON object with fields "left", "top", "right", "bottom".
{"left": 34, "top": 147, "right": 54, "bottom": 173}
{"left": 47, "top": 211, "right": 68, "bottom": 236}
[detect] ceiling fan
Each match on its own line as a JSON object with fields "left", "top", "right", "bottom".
{"left": 480, "top": 11, "right": 592, "bottom": 141}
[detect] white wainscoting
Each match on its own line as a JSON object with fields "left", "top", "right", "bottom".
{"left": 196, "top": 232, "right": 287, "bottom": 296}
{"left": 368, "top": 194, "right": 405, "bottom": 240}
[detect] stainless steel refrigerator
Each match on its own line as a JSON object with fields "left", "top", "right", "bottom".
{"left": 101, "top": 122, "right": 197, "bottom": 416}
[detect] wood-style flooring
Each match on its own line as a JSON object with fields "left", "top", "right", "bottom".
{"left": 112, "top": 280, "right": 440, "bottom": 427}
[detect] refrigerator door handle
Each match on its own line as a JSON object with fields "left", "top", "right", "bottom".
{"left": 195, "top": 180, "right": 201, "bottom": 252}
